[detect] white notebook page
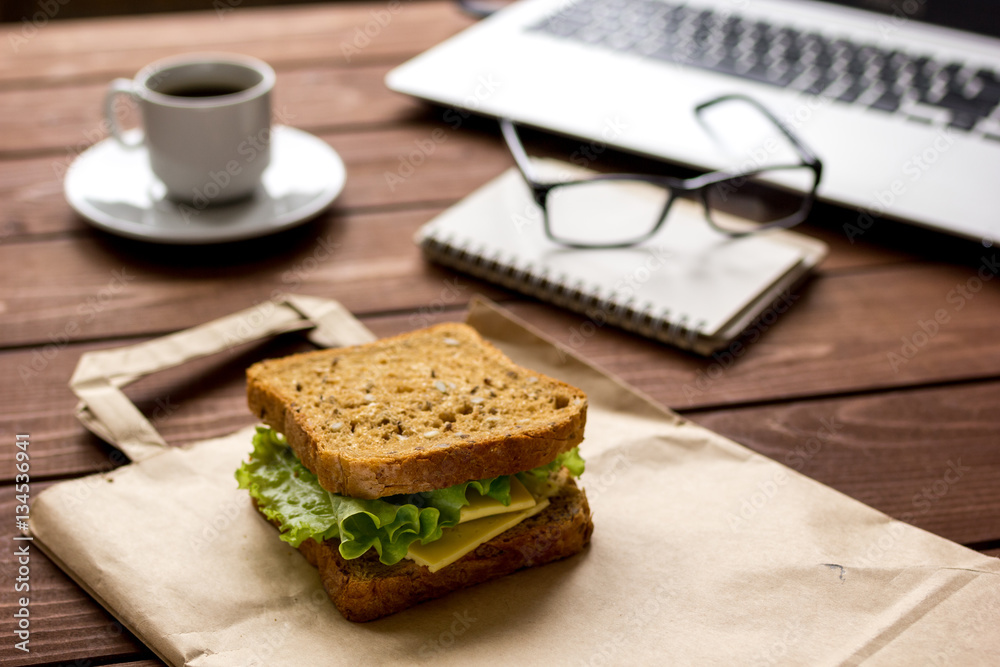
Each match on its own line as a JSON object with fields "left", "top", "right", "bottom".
{"left": 419, "top": 167, "right": 807, "bottom": 337}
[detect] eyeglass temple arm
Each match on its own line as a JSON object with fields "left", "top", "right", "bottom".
{"left": 694, "top": 94, "right": 823, "bottom": 173}
{"left": 499, "top": 118, "right": 544, "bottom": 186}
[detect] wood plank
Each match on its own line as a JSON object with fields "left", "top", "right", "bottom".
{"left": 495, "top": 260, "right": 1000, "bottom": 409}
{"left": 0, "top": 113, "right": 956, "bottom": 282}
{"left": 0, "top": 486, "right": 149, "bottom": 667}
{"left": 2, "top": 357, "right": 997, "bottom": 664}
{"left": 0, "top": 122, "right": 511, "bottom": 240}
{"left": 0, "top": 306, "right": 455, "bottom": 481}
{"left": 0, "top": 2, "right": 475, "bottom": 87}
{"left": 3, "top": 248, "right": 1000, "bottom": 409}
{"left": 0, "top": 205, "right": 513, "bottom": 349}
{"left": 686, "top": 380, "right": 1000, "bottom": 547}
{"left": 4, "top": 302, "right": 1000, "bottom": 544}
{"left": 0, "top": 63, "right": 426, "bottom": 157}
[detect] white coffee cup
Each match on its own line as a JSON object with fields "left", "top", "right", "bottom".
{"left": 105, "top": 53, "right": 276, "bottom": 206}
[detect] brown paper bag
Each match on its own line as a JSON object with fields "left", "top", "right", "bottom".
{"left": 30, "top": 295, "right": 1000, "bottom": 666}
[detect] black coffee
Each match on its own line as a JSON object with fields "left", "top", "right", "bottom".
{"left": 160, "top": 83, "right": 246, "bottom": 98}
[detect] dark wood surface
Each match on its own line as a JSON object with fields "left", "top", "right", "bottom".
{"left": 1, "top": 3, "right": 998, "bottom": 664}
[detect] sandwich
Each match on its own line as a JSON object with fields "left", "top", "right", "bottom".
{"left": 236, "top": 322, "right": 594, "bottom": 622}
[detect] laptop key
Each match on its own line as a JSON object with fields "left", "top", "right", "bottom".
{"left": 530, "top": 0, "right": 999, "bottom": 135}
{"left": 870, "top": 92, "right": 902, "bottom": 112}
{"left": 805, "top": 73, "right": 837, "bottom": 95}
{"left": 837, "top": 82, "right": 870, "bottom": 103}
{"left": 949, "top": 111, "right": 980, "bottom": 131}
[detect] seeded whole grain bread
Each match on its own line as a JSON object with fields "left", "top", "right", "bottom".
{"left": 247, "top": 323, "right": 588, "bottom": 499}
{"left": 289, "top": 474, "right": 593, "bottom": 622}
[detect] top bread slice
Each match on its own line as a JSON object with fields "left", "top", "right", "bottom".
{"left": 247, "top": 322, "right": 587, "bottom": 499}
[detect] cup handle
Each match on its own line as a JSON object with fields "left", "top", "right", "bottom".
{"left": 104, "top": 78, "right": 142, "bottom": 148}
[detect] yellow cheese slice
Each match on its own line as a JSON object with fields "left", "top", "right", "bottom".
{"left": 407, "top": 497, "right": 551, "bottom": 573}
{"left": 459, "top": 476, "right": 536, "bottom": 523}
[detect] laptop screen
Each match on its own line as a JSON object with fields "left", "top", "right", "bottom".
{"left": 819, "top": 0, "right": 1000, "bottom": 40}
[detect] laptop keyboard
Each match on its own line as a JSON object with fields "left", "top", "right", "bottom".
{"left": 529, "top": 0, "right": 1000, "bottom": 133}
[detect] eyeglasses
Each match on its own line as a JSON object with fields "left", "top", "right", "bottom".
{"left": 500, "top": 94, "right": 824, "bottom": 249}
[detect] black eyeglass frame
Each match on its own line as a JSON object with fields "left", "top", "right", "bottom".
{"left": 500, "top": 94, "right": 824, "bottom": 249}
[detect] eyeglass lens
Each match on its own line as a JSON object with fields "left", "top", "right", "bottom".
{"left": 545, "top": 179, "right": 671, "bottom": 246}
{"left": 703, "top": 166, "right": 816, "bottom": 233}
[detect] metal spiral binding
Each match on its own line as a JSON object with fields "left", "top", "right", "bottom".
{"left": 590, "top": 291, "right": 615, "bottom": 324}
{"left": 550, "top": 273, "right": 574, "bottom": 308}
{"left": 631, "top": 301, "right": 654, "bottom": 333}
{"left": 686, "top": 320, "right": 707, "bottom": 347}
{"left": 667, "top": 314, "right": 689, "bottom": 343}
{"left": 513, "top": 262, "right": 534, "bottom": 294}
{"left": 526, "top": 266, "right": 549, "bottom": 296}
{"left": 567, "top": 279, "right": 587, "bottom": 307}
{"left": 420, "top": 230, "right": 703, "bottom": 351}
{"left": 651, "top": 308, "right": 670, "bottom": 339}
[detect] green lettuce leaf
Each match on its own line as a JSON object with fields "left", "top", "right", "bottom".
{"left": 523, "top": 446, "right": 586, "bottom": 479}
{"left": 236, "top": 427, "right": 583, "bottom": 565}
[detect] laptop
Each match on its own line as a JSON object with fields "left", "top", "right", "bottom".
{"left": 386, "top": 0, "right": 1000, "bottom": 243}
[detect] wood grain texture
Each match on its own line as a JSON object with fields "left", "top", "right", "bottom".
{"left": 0, "top": 122, "right": 512, "bottom": 241}
{"left": 1, "top": 377, "right": 997, "bottom": 663}
{"left": 0, "top": 309, "right": 452, "bottom": 481}
{"left": 0, "top": 205, "right": 511, "bottom": 348}
{"left": 0, "top": 64, "right": 426, "bottom": 158}
{"left": 0, "top": 2, "right": 475, "bottom": 86}
{"left": 1, "top": 1, "right": 998, "bottom": 664}
{"left": 0, "top": 101, "right": 949, "bottom": 282}
{"left": 687, "top": 380, "right": 1000, "bottom": 547}
{"left": 2, "top": 304, "right": 998, "bottom": 547}
{"left": 3, "top": 260, "right": 999, "bottom": 468}
{"left": 3, "top": 262, "right": 999, "bottom": 477}
{"left": 0, "top": 483, "right": 153, "bottom": 667}
{"left": 496, "top": 264, "right": 1000, "bottom": 409}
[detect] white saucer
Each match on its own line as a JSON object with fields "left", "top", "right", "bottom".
{"left": 65, "top": 125, "right": 346, "bottom": 244}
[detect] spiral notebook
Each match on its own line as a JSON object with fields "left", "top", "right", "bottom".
{"left": 416, "top": 162, "right": 827, "bottom": 355}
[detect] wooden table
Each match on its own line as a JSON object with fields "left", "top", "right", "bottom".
{"left": 1, "top": 3, "right": 998, "bottom": 664}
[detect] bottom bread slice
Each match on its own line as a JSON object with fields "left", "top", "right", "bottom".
{"left": 288, "top": 477, "right": 593, "bottom": 622}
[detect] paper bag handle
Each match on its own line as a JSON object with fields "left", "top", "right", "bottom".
{"left": 70, "top": 294, "right": 376, "bottom": 462}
